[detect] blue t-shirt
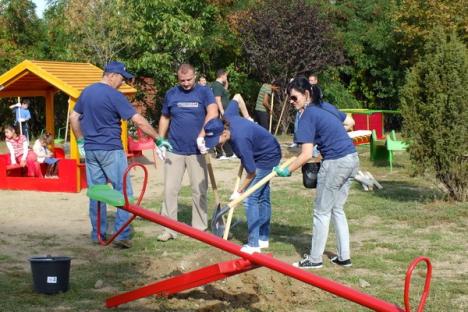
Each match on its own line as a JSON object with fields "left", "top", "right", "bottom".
{"left": 224, "top": 100, "right": 281, "bottom": 173}
{"left": 74, "top": 83, "right": 136, "bottom": 151}
{"left": 295, "top": 102, "right": 356, "bottom": 159}
{"left": 162, "top": 84, "right": 216, "bottom": 155}
{"left": 13, "top": 107, "right": 31, "bottom": 122}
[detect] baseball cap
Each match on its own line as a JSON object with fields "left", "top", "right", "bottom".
{"left": 104, "top": 61, "right": 134, "bottom": 79}
{"left": 204, "top": 119, "right": 224, "bottom": 149}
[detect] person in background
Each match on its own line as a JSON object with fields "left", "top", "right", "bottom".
{"left": 275, "top": 77, "right": 358, "bottom": 269}
{"left": 203, "top": 96, "right": 281, "bottom": 254}
{"left": 198, "top": 75, "right": 207, "bottom": 86}
{"left": 9, "top": 98, "right": 31, "bottom": 141}
{"left": 33, "top": 132, "right": 59, "bottom": 178}
{"left": 4, "top": 125, "right": 42, "bottom": 177}
{"left": 70, "top": 61, "right": 166, "bottom": 249}
{"left": 156, "top": 63, "right": 218, "bottom": 242}
{"left": 254, "top": 81, "right": 280, "bottom": 130}
{"left": 308, "top": 73, "right": 323, "bottom": 100}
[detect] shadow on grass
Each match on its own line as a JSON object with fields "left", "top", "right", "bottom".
{"left": 372, "top": 180, "right": 444, "bottom": 202}
{"left": 227, "top": 219, "right": 311, "bottom": 256}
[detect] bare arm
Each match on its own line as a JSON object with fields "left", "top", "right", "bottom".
{"left": 343, "top": 113, "right": 355, "bottom": 131}
{"left": 158, "top": 115, "right": 171, "bottom": 138}
{"left": 131, "top": 113, "right": 159, "bottom": 139}
{"left": 6, "top": 142, "right": 16, "bottom": 164}
{"left": 232, "top": 94, "right": 252, "bottom": 119}
{"left": 215, "top": 96, "right": 224, "bottom": 116}
{"left": 262, "top": 93, "right": 271, "bottom": 112}
{"left": 69, "top": 110, "right": 83, "bottom": 139}
{"left": 238, "top": 172, "right": 255, "bottom": 193}
{"left": 198, "top": 103, "right": 219, "bottom": 137}
{"left": 286, "top": 143, "right": 314, "bottom": 173}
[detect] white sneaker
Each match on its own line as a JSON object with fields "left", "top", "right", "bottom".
{"left": 218, "top": 155, "right": 229, "bottom": 160}
{"left": 259, "top": 240, "right": 269, "bottom": 248}
{"left": 288, "top": 143, "right": 298, "bottom": 148}
{"left": 240, "top": 244, "right": 261, "bottom": 254}
{"left": 228, "top": 154, "right": 238, "bottom": 160}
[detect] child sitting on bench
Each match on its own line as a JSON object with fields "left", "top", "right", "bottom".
{"left": 33, "top": 132, "right": 59, "bottom": 178}
{"left": 4, "top": 125, "right": 43, "bottom": 177}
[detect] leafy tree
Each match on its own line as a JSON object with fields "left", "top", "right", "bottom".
{"left": 323, "top": 0, "right": 402, "bottom": 109}
{"left": 394, "top": 0, "right": 467, "bottom": 67}
{"left": 238, "top": 0, "right": 343, "bottom": 132}
{"left": 400, "top": 32, "right": 467, "bottom": 201}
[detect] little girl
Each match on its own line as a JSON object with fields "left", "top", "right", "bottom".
{"left": 33, "top": 132, "right": 59, "bottom": 178}
{"left": 4, "top": 125, "right": 43, "bottom": 178}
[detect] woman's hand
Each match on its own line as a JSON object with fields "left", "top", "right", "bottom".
{"left": 20, "top": 160, "right": 27, "bottom": 167}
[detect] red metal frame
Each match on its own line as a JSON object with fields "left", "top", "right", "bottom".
{"left": 96, "top": 163, "right": 432, "bottom": 311}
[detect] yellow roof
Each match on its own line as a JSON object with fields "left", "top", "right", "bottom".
{"left": 0, "top": 60, "right": 136, "bottom": 99}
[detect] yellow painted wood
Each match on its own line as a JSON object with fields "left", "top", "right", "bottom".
{"left": 45, "top": 90, "right": 54, "bottom": 136}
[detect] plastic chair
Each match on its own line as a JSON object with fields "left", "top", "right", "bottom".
{"left": 127, "top": 128, "right": 157, "bottom": 168}
{"left": 386, "top": 130, "right": 408, "bottom": 172}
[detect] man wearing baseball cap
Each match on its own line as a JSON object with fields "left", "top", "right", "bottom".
{"left": 70, "top": 61, "right": 171, "bottom": 249}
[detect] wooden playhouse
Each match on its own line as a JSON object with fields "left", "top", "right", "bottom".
{"left": 0, "top": 60, "right": 136, "bottom": 192}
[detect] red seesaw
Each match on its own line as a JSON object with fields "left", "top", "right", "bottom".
{"left": 86, "top": 163, "right": 432, "bottom": 311}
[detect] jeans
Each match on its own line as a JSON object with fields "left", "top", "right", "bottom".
{"left": 244, "top": 168, "right": 272, "bottom": 247}
{"left": 85, "top": 150, "right": 133, "bottom": 241}
{"left": 309, "top": 152, "right": 359, "bottom": 263}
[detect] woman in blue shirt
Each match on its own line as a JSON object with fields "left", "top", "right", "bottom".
{"left": 275, "top": 77, "right": 359, "bottom": 269}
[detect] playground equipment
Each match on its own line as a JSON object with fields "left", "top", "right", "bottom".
{"left": 370, "top": 130, "right": 408, "bottom": 171}
{"left": 0, "top": 60, "right": 136, "bottom": 192}
{"left": 87, "top": 162, "right": 432, "bottom": 311}
{"left": 127, "top": 128, "right": 158, "bottom": 168}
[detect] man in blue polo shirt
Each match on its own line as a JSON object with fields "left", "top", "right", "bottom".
{"left": 156, "top": 63, "right": 218, "bottom": 242}
{"left": 204, "top": 96, "right": 281, "bottom": 254}
{"left": 70, "top": 61, "right": 168, "bottom": 249}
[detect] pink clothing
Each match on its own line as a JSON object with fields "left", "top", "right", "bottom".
{"left": 6, "top": 135, "right": 42, "bottom": 178}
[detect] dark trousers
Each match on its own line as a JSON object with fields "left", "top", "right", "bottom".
{"left": 255, "top": 110, "right": 269, "bottom": 131}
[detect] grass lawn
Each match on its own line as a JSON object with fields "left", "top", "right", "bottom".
{"left": 0, "top": 140, "right": 466, "bottom": 311}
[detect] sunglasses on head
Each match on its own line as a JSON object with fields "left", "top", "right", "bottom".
{"left": 290, "top": 95, "right": 298, "bottom": 102}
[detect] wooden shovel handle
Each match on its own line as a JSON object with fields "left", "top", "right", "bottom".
{"left": 204, "top": 153, "right": 220, "bottom": 206}
{"left": 222, "top": 156, "right": 296, "bottom": 239}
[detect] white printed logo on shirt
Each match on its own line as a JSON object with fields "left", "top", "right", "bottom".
{"left": 177, "top": 102, "right": 199, "bottom": 108}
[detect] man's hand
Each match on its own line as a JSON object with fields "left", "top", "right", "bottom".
{"left": 229, "top": 191, "right": 242, "bottom": 201}
{"left": 20, "top": 160, "right": 27, "bottom": 167}
{"left": 196, "top": 137, "right": 209, "bottom": 154}
{"left": 156, "top": 146, "right": 166, "bottom": 161}
{"left": 273, "top": 166, "right": 291, "bottom": 177}
{"left": 77, "top": 138, "right": 86, "bottom": 158}
{"left": 155, "top": 137, "right": 173, "bottom": 152}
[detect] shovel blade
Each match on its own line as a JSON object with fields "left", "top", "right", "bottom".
{"left": 211, "top": 204, "right": 230, "bottom": 237}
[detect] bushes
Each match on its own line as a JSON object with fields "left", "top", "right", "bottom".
{"left": 400, "top": 32, "right": 468, "bottom": 201}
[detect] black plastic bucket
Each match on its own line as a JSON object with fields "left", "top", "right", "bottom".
{"left": 29, "top": 255, "right": 71, "bottom": 294}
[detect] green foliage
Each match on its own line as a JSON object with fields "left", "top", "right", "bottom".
{"left": 324, "top": 0, "right": 402, "bottom": 109}
{"left": 400, "top": 31, "right": 468, "bottom": 201}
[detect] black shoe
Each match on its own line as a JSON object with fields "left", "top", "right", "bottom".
{"left": 330, "top": 256, "right": 352, "bottom": 267}
{"left": 293, "top": 254, "right": 323, "bottom": 269}
{"left": 112, "top": 239, "right": 132, "bottom": 249}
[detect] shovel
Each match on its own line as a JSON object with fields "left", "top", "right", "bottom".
{"left": 211, "top": 156, "right": 297, "bottom": 238}
{"left": 205, "top": 153, "right": 221, "bottom": 219}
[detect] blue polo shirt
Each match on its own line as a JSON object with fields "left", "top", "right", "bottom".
{"left": 74, "top": 83, "right": 136, "bottom": 151}
{"left": 162, "top": 84, "right": 216, "bottom": 155}
{"left": 224, "top": 100, "right": 281, "bottom": 173}
{"left": 295, "top": 102, "right": 355, "bottom": 159}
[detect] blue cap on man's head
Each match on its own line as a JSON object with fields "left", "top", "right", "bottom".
{"left": 204, "top": 119, "right": 224, "bottom": 149}
{"left": 104, "top": 61, "right": 134, "bottom": 79}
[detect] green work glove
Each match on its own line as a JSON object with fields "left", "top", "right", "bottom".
{"left": 77, "top": 138, "right": 86, "bottom": 158}
{"left": 273, "top": 166, "right": 291, "bottom": 177}
{"left": 155, "top": 137, "right": 173, "bottom": 152}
